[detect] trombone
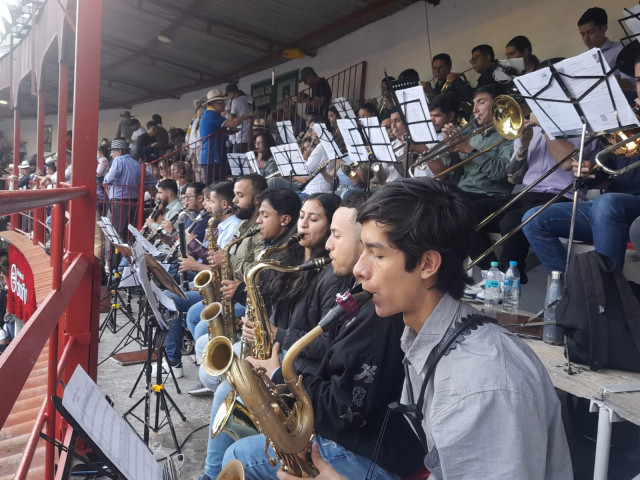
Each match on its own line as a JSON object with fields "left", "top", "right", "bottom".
{"left": 468, "top": 124, "right": 640, "bottom": 269}
{"left": 411, "top": 95, "right": 525, "bottom": 177}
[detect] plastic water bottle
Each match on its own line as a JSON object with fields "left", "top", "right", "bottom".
{"left": 484, "top": 261, "right": 501, "bottom": 311}
{"left": 543, "top": 271, "right": 564, "bottom": 345}
{"left": 502, "top": 261, "right": 520, "bottom": 314}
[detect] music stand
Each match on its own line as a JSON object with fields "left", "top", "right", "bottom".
{"left": 332, "top": 97, "right": 357, "bottom": 119}
{"left": 513, "top": 48, "right": 640, "bottom": 274}
{"left": 128, "top": 224, "right": 163, "bottom": 258}
{"left": 271, "top": 143, "right": 309, "bottom": 188}
{"left": 97, "top": 220, "right": 141, "bottom": 342}
{"left": 123, "top": 243, "right": 186, "bottom": 453}
{"left": 276, "top": 120, "right": 298, "bottom": 144}
{"left": 51, "top": 365, "right": 178, "bottom": 480}
{"left": 227, "top": 153, "right": 252, "bottom": 177}
{"left": 619, "top": 6, "right": 640, "bottom": 46}
{"left": 337, "top": 117, "right": 379, "bottom": 192}
{"left": 385, "top": 71, "right": 438, "bottom": 177}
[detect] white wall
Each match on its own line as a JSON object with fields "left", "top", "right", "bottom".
{"left": 0, "top": 0, "right": 632, "bottom": 157}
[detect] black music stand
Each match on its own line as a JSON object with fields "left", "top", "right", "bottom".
{"left": 123, "top": 243, "right": 186, "bottom": 453}
{"left": 332, "top": 97, "right": 357, "bottom": 120}
{"left": 228, "top": 153, "right": 252, "bottom": 177}
{"left": 50, "top": 365, "right": 179, "bottom": 480}
{"left": 337, "top": 117, "right": 381, "bottom": 192}
{"left": 271, "top": 143, "right": 309, "bottom": 189}
{"left": 312, "top": 123, "right": 346, "bottom": 193}
{"left": 513, "top": 48, "right": 640, "bottom": 273}
{"left": 276, "top": 120, "right": 298, "bottom": 144}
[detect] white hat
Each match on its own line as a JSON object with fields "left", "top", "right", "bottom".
{"left": 203, "top": 89, "right": 228, "bottom": 105}
{"left": 18, "top": 160, "right": 30, "bottom": 169}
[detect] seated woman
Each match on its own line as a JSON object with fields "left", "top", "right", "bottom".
{"left": 253, "top": 132, "right": 279, "bottom": 179}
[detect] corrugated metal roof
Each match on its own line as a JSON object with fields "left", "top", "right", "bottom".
{"left": 0, "top": 0, "right": 420, "bottom": 119}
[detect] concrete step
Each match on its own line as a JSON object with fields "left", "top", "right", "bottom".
{"left": 0, "top": 443, "right": 45, "bottom": 477}
{"left": 2, "top": 405, "right": 42, "bottom": 431}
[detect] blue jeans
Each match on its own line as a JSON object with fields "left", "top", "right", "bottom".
{"left": 204, "top": 341, "right": 243, "bottom": 478}
{"left": 522, "top": 193, "right": 640, "bottom": 273}
{"left": 186, "top": 301, "right": 205, "bottom": 337}
{"left": 164, "top": 290, "right": 200, "bottom": 364}
{"left": 222, "top": 434, "right": 398, "bottom": 480}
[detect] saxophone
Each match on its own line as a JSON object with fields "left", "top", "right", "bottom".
{"left": 210, "top": 288, "right": 372, "bottom": 477}
{"left": 241, "top": 233, "right": 303, "bottom": 357}
{"left": 201, "top": 224, "right": 260, "bottom": 342}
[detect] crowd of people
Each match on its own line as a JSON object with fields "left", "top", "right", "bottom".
{"left": 3, "top": 5, "right": 640, "bottom": 479}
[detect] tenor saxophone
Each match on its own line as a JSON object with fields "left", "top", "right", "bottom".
{"left": 210, "top": 288, "right": 372, "bottom": 477}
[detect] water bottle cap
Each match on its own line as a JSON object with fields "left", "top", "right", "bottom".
{"left": 551, "top": 271, "right": 562, "bottom": 280}
{"left": 509, "top": 261, "right": 517, "bottom": 266}
{"left": 490, "top": 261, "right": 499, "bottom": 267}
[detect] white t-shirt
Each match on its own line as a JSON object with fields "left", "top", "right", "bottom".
{"left": 229, "top": 94, "right": 253, "bottom": 144}
{"left": 303, "top": 143, "right": 332, "bottom": 194}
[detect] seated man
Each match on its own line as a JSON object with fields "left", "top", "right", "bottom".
{"left": 505, "top": 35, "right": 540, "bottom": 73}
{"left": 424, "top": 53, "right": 472, "bottom": 103}
{"left": 522, "top": 55, "right": 640, "bottom": 275}
{"left": 442, "top": 84, "right": 514, "bottom": 269}
{"left": 413, "top": 94, "right": 461, "bottom": 182}
{"left": 469, "top": 44, "right": 502, "bottom": 91}
{"left": 578, "top": 7, "right": 633, "bottom": 93}
{"left": 219, "top": 193, "right": 424, "bottom": 480}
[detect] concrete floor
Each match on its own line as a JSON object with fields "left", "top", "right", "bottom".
{"left": 97, "top": 297, "right": 211, "bottom": 480}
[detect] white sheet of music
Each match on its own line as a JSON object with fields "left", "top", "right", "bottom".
{"left": 62, "top": 366, "right": 162, "bottom": 480}
{"left": 623, "top": 5, "right": 640, "bottom": 36}
{"left": 151, "top": 280, "right": 177, "bottom": 312}
{"left": 359, "top": 117, "right": 395, "bottom": 162}
{"left": 132, "top": 243, "right": 168, "bottom": 329}
{"left": 100, "top": 216, "right": 121, "bottom": 244}
{"left": 245, "top": 150, "right": 259, "bottom": 173}
{"left": 395, "top": 85, "right": 438, "bottom": 143}
{"left": 276, "top": 121, "right": 298, "bottom": 144}
{"left": 337, "top": 118, "right": 367, "bottom": 163}
{"left": 494, "top": 58, "right": 525, "bottom": 82}
{"left": 514, "top": 48, "right": 639, "bottom": 138}
{"left": 312, "top": 124, "right": 342, "bottom": 159}
{"left": 271, "top": 144, "right": 309, "bottom": 176}
{"left": 332, "top": 97, "right": 357, "bottom": 119}
{"left": 227, "top": 153, "right": 252, "bottom": 176}
{"left": 128, "top": 225, "right": 162, "bottom": 257}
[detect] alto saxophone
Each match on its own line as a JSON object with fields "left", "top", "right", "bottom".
{"left": 241, "top": 233, "right": 303, "bottom": 358}
{"left": 210, "top": 287, "right": 372, "bottom": 477}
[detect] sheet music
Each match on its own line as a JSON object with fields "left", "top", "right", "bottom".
{"left": 395, "top": 85, "right": 438, "bottom": 143}
{"left": 359, "top": 117, "right": 395, "bottom": 162}
{"left": 151, "top": 281, "right": 176, "bottom": 312}
{"left": 494, "top": 58, "right": 525, "bottom": 82}
{"left": 312, "top": 124, "right": 342, "bottom": 159}
{"left": 118, "top": 265, "right": 140, "bottom": 288}
{"left": 100, "top": 217, "right": 121, "bottom": 244}
{"left": 276, "top": 121, "right": 298, "bottom": 144}
{"left": 62, "top": 366, "right": 162, "bottom": 480}
{"left": 227, "top": 153, "right": 251, "bottom": 176}
{"left": 245, "top": 150, "right": 259, "bottom": 174}
{"left": 515, "top": 48, "right": 639, "bottom": 138}
{"left": 623, "top": 5, "right": 640, "bottom": 36}
{"left": 271, "top": 144, "right": 309, "bottom": 176}
{"left": 132, "top": 243, "right": 168, "bottom": 330}
{"left": 332, "top": 97, "right": 357, "bottom": 119}
{"left": 128, "top": 225, "right": 162, "bottom": 257}
{"left": 337, "top": 118, "right": 367, "bottom": 163}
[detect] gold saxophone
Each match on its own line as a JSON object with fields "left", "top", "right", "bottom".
{"left": 241, "top": 232, "right": 303, "bottom": 358}
{"left": 209, "top": 288, "right": 372, "bottom": 477}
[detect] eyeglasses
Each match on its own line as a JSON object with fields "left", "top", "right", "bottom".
{"left": 183, "top": 194, "right": 196, "bottom": 199}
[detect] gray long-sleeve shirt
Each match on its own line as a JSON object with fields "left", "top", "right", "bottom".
{"left": 401, "top": 294, "right": 573, "bottom": 480}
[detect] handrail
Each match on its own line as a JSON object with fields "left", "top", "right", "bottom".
{"left": 0, "top": 187, "right": 89, "bottom": 216}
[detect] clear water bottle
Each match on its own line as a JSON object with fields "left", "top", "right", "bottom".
{"left": 543, "top": 271, "right": 564, "bottom": 345}
{"left": 484, "top": 261, "right": 501, "bottom": 311}
{"left": 503, "top": 261, "right": 520, "bottom": 314}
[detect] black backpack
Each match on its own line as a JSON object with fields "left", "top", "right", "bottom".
{"left": 556, "top": 250, "right": 640, "bottom": 372}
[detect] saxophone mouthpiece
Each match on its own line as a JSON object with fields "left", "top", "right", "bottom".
{"left": 298, "top": 257, "right": 331, "bottom": 271}
{"left": 318, "top": 289, "right": 373, "bottom": 331}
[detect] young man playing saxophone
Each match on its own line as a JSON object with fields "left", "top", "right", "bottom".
{"left": 217, "top": 193, "right": 424, "bottom": 480}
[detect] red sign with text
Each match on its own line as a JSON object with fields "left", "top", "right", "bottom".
{"left": 7, "top": 244, "right": 37, "bottom": 322}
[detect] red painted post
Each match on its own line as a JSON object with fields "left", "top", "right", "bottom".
{"left": 34, "top": 90, "right": 46, "bottom": 245}
{"left": 63, "top": 0, "right": 102, "bottom": 416}
{"left": 10, "top": 108, "right": 20, "bottom": 229}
